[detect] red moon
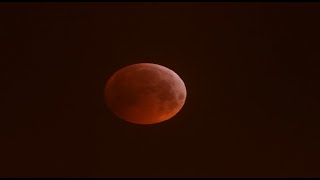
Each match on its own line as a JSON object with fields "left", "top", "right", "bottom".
{"left": 105, "top": 63, "right": 187, "bottom": 125}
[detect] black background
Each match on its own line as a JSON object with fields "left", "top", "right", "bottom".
{"left": 0, "top": 2, "right": 320, "bottom": 178}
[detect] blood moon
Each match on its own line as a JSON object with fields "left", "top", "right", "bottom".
{"left": 104, "top": 63, "right": 187, "bottom": 125}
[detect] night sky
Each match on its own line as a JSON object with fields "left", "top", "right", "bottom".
{"left": 1, "top": 2, "right": 320, "bottom": 178}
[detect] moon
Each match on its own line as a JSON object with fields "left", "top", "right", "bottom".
{"left": 104, "top": 63, "right": 187, "bottom": 125}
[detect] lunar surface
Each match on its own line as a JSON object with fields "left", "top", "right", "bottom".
{"left": 104, "top": 63, "right": 187, "bottom": 125}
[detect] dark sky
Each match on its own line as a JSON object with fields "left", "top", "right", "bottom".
{"left": 1, "top": 2, "right": 320, "bottom": 178}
